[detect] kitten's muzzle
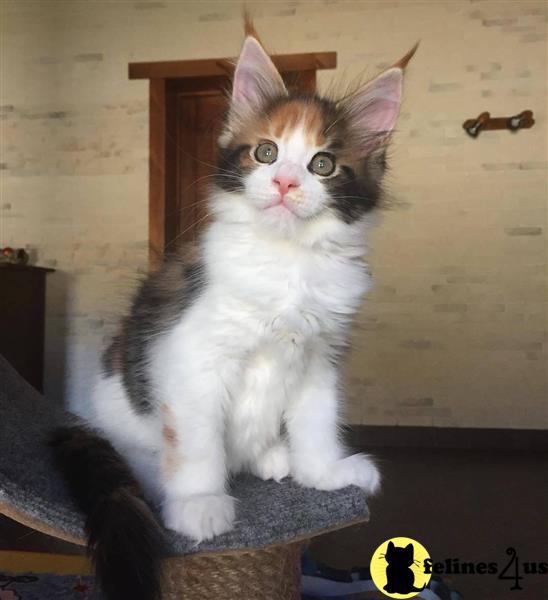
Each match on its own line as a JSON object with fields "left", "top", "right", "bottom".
{"left": 272, "top": 175, "right": 300, "bottom": 198}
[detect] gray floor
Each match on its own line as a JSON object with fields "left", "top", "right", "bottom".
{"left": 1, "top": 447, "right": 547, "bottom": 599}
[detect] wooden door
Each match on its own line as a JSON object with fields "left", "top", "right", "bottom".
{"left": 171, "top": 91, "right": 226, "bottom": 248}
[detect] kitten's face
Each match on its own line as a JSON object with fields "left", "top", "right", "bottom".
{"left": 214, "top": 36, "right": 414, "bottom": 236}
{"left": 219, "top": 98, "right": 360, "bottom": 226}
{"left": 242, "top": 101, "right": 336, "bottom": 222}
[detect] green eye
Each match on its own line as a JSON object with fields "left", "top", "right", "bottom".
{"left": 308, "top": 152, "right": 336, "bottom": 176}
{"left": 254, "top": 141, "right": 278, "bottom": 164}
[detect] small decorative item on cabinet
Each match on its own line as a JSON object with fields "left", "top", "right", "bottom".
{"left": 1, "top": 247, "right": 29, "bottom": 265}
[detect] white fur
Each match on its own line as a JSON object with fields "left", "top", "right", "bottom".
{"left": 85, "top": 126, "right": 380, "bottom": 543}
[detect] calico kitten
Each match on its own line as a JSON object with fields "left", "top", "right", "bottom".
{"left": 51, "top": 24, "right": 415, "bottom": 600}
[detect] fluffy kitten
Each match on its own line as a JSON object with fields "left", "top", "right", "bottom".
{"left": 51, "top": 26, "right": 415, "bottom": 600}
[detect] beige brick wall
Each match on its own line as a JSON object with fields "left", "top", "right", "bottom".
{"left": 1, "top": 1, "right": 546, "bottom": 428}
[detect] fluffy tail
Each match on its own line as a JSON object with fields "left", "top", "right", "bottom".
{"left": 49, "top": 426, "right": 164, "bottom": 600}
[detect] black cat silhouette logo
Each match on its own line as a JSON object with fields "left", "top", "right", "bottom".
{"left": 370, "top": 537, "right": 431, "bottom": 598}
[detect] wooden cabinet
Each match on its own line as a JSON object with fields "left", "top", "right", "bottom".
{"left": 0, "top": 265, "right": 53, "bottom": 391}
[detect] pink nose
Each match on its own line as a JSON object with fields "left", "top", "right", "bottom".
{"left": 273, "top": 176, "right": 300, "bottom": 197}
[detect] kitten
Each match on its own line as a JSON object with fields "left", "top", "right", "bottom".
{"left": 51, "top": 24, "right": 415, "bottom": 600}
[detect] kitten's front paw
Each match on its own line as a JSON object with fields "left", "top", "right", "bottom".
{"left": 162, "top": 493, "right": 236, "bottom": 542}
{"left": 252, "top": 443, "right": 290, "bottom": 482}
{"left": 295, "top": 454, "right": 380, "bottom": 495}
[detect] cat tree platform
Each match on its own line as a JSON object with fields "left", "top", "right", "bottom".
{"left": 0, "top": 354, "right": 370, "bottom": 599}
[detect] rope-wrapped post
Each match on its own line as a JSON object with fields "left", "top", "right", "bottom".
{"left": 163, "top": 541, "right": 304, "bottom": 600}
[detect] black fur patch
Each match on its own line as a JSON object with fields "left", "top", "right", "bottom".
{"left": 326, "top": 151, "right": 386, "bottom": 223}
{"left": 49, "top": 426, "right": 164, "bottom": 600}
{"left": 102, "top": 257, "right": 206, "bottom": 413}
{"left": 215, "top": 144, "right": 250, "bottom": 192}
{"left": 101, "top": 335, "right": 120, "bottom": 377}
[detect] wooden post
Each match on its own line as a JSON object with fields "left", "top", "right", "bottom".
{"left": 149, "top": 79, "right": 167, "bottom": 271}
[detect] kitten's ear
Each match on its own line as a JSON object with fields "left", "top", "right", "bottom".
{"left": 233, "top": 36, "right": 286, "bottom": 107}
{"left": 341, "top": 43, "right": 418, "bottom": 155}
{"left": 388, "top": 541, "right": 395, "bottom": 550}
{"left": 221, "top": 35, "right": 287, "bottom": 144}
{"left": 405, "top": 544, "right": 414, "bottom": 553}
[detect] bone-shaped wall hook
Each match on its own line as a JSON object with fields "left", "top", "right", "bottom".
{"left": 463, "top": 110, "right": 535, "bottom": 138}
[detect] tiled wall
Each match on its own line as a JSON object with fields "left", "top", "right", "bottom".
{"left": 1, "top": 1, "right": 546, "bottom": 428}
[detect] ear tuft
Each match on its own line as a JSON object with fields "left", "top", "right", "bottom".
{"left": 243, "top": 11, "right": 261, "bottom": 42}
{"left": 393, "top": 41, "right": 420, "bottom": 69}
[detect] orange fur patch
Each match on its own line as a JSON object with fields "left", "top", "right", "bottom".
{"left": 268, "top": 100, "right": 327, "bottom": 146}
{"left": 161, "top": 404, "right": 182, "bottom": 477}
{"left": 163, "top": 424, "right": 177, "bottom": 446}
{"left": 232, "top": 99, "right": 329, "bottom": 153}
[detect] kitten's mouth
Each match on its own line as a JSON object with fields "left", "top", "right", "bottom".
{"left": 264, "top": 197, "right": 299, "bottom": 216}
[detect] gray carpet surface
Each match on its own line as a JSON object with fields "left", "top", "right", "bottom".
{"left": 0, "top": 354, "right": 369, "bottom": 556}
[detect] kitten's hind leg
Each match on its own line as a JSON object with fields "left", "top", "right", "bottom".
{"left": 250, "top": 441, "right": 291, "bottom": 482}
{"left": 159, "top": 376, "right": 235, "bottom": 542}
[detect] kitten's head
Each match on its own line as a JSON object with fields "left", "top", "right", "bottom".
{"left": 214, "top": 31, "right": 416, "bottom": 237}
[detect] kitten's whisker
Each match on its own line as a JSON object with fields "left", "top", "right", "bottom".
{"left": 331, "top": 195, "right": 366, "bottom": 202}
{"left": 164, "top": 211, "right": 212, "bottom": 250}
{"left": 167, "top": 197, "right": 210, "bottom": 218}
{"left": 174, "top": 144, "right": 239, "bottom": 178}
{"left": 164, "top": 173, "right": 248, "bottom": 220}
{"left": 172, "top": 184, "right": 246, "bottom": 216}
{"left": 162, "top": 124, "right": 244, "bottom": 178}
{"left": 171, "top": 175, "right": 235, "bottom": 205}
{"left": 324, "top": 116, "right": 343, "bottom": 136}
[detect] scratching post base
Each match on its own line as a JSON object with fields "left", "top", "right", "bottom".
{"left": 164, "top": 542, "right": 302, "bottom": 599}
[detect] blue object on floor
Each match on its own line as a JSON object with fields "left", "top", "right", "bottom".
{"left": 300, "top": 550, "right": 463, "bottom": 599}
{"left": 0, "top": 573, "right": 103, "bottom": 600}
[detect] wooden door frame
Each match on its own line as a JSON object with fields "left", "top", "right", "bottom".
{"left": 129, "top": 52, "right": 337, "bottom": 270}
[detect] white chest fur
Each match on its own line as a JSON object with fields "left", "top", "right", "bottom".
{"left": 194, "top": 220, "right": 371, "bottom": 469}
{"left": 205, "top": 221, "right": 370, "bottom": 335}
